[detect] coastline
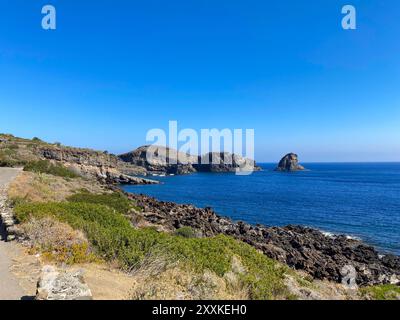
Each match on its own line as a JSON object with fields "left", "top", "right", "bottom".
{"left": 119, "top": 187, "right": 400, "bottom": 286}
{"left": 2, "top": 134, "right": 399, "bottom": 296}
{"left": 124, "top": 161, "right": 400, "bottom": 256}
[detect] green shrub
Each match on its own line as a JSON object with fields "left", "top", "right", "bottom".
{"left": 14, "top": 201, "right": 290, "bottom": 299}
{"left": 174, "top": 226, "right": 197, "bottom": 238}
{"left": 0, "top": 148, "right": 26, "bottom": 167}
{"left": 67, "top": 191, "right": 134, "bottom": 214}
{"left": 24, "top": 160, "right": 79, "bottom": 178}
{"left": 360, "top": 284, "right": 400, "bottom": 300}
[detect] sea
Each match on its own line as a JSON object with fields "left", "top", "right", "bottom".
{"left": 122, "top": 163, "right": 400, "bottom": 255}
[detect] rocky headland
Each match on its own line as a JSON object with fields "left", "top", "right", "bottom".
{"left": 119, "top": 145, "right": 261, "bottom": 175}
{"left": 1, "top": 135, "right": 260, "bottom": 183}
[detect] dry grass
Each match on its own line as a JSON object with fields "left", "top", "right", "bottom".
{"left": 129, "top": 255, "right": 250, "bottom": 300}
{"left": 17, "top": 217, "right": 97, "bottom": 264}
{"left": 7, "top": 171, "right": 105, "bottom": 203}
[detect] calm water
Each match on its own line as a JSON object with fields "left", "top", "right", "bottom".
{"left": 123, "top": 163, "right": 400, "bottom": 255}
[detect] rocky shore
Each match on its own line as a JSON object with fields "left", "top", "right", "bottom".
{"left": 127, "top": 192, "right": 400, "bottom": 287}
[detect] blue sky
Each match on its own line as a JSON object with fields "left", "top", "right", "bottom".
{"left": 1, "top": 0, "right": 399, "bottom": 162}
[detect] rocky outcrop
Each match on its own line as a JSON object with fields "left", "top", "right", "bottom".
{"left": 127, "top": 193, "right": 400, "bottom": 287}
{"left": 195, "top": 152, "right": 261, "bottom": 173}
{"left": 34, "top": 146, "right": 160, "bottom": 185}
{"left": 275, "top": 153, "right": 305, "bottom": 171}
{"left": 36, "top": 266, "right": 92, "bottom": 300}
{"left": 37, "top": 146, "right": 146, "bottom": 174}
{"left": 119, "top": 146, "right": 261, "bottom": 175}
{"left": 119, "top": 145, "right": 198, "bottom": 175}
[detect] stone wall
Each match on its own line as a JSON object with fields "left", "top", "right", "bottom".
{"left": 0, "top": 186, "right": 17, "bottom": 242}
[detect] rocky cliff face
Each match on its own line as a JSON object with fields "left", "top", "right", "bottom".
{"left": 127, "top": 192, "right": 400, "bottom": 286}
{"left": 275, "top": 153, "right": 305, "bottom": 171}
{"left": 119, "top": 145, "right": 198, "bottom": 175}
{"left": 195, "top": 152, "right": 260, "bottom": 173}
{"left": 32, "top": 145, "right": 160, "bottom": 185}
{"left": 119, "top": 146, "right": 261, "bottom": 175}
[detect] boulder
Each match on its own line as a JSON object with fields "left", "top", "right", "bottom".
{"left": 275, "top": 153, "right": 305, "bottom": 171}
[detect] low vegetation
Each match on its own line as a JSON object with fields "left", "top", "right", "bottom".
{"left": 67, "top": 191, "right": 136, "bottom": 215}
{"left": 360, "top": 284, "right": 400, "bottom": 300}
{"left": 174, "top": 226, "right": 198, "bottom": 238}
{"left": 18, "top": 217, "right": 97, "bottom": 264}
{"left": 7, "top": 171, "right": 105, "bottom": 203}
{"left": 14, "top": 199, "right": 291, "bottom": 299}
{"left": 24, "top": 160, "right": 79, "bottom": 178}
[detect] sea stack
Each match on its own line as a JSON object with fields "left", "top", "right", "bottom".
{"left": 275, "top": 153, "right": 305, "bottom": 172}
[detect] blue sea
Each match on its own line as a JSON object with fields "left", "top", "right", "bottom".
{"left": 122, "top": 163, "right": 400, "bottom": 255}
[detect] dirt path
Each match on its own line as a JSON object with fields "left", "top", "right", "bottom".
{"left": 0, "top": 167, "right": 27, "bottom": 300}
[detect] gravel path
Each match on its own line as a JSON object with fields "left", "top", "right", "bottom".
{"left": 0, "top": 167, "right": 25, "bottom": 300}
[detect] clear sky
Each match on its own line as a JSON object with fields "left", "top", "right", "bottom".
{"left": 1, "top": 0, "right": 399, "bottom": 162}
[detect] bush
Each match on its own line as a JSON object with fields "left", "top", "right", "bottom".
{"left": 24, "top": 160, "right": 79, "bottom": 178}
{"left": 14, "top": 201, "right": 290, "bottom": 299}
{"left": 174, "top": 227, "right": 197, "bottom": 238}
{"left": 360, "top": 285, "right": 400, "bottom": 300}
{"left": 67, "top": 191, "right": 134, "bottom": 214}
{"left": 19, "top": 217, "right": 96, "bottom": 264}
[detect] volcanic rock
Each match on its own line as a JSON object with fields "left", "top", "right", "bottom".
{"left": 275, "top": 153, "right": 305, "bottom": 171}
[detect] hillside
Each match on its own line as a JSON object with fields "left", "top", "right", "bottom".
{"left": 0, "top": 134, "right": 155, "bottom": 185}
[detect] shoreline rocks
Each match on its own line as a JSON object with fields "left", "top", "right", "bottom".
{"left": 126, "top": 192, "right": 400, "bottom": 287}
{"left": 275, "top": 153, "right": 305, "bottom": 172}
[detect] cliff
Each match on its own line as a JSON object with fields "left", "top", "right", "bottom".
{"left": 0, "top": 134, "right": 157, "bottom": 185}
{"left": 119, "top": 146, "right": 261, "bottom": 175}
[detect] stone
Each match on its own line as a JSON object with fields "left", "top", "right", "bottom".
{"left": 36, "top": 266, "right": 92, "bottom": 300}
{"left": 275, "top": 153, "right": 305, "bottom": 171}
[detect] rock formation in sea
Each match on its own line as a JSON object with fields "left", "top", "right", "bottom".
{"left": 119, "top": 146, "right": 261, "bottom": 175}
{"left": 275, "top": 153, "right": 305, "bottom": 171}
